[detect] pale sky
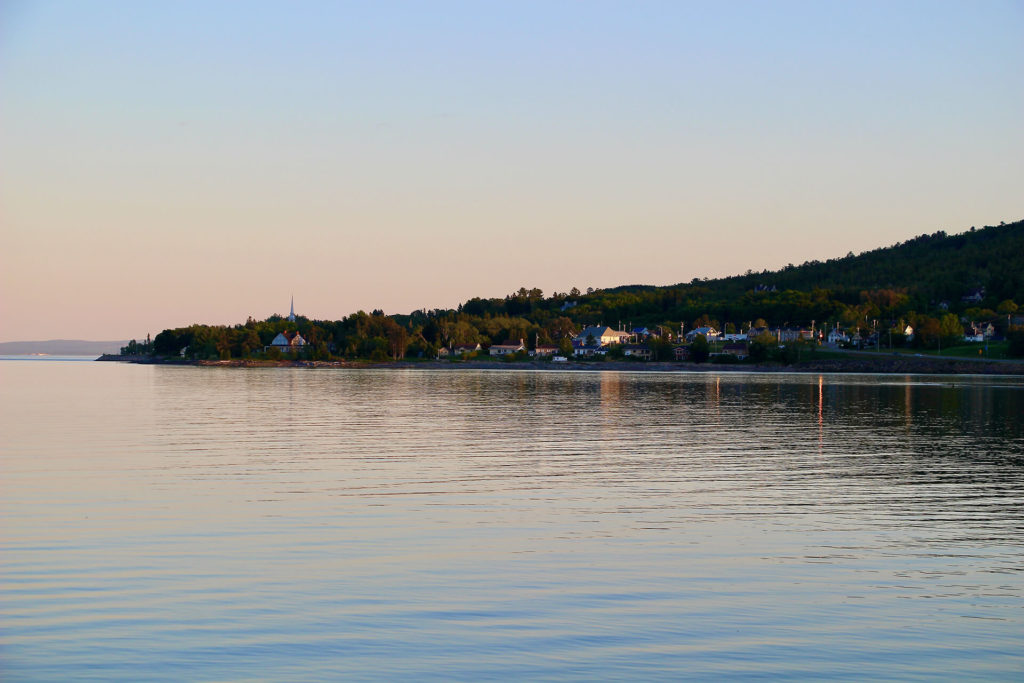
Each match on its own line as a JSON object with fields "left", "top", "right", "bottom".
{"left": 2, "top": 1, "right": 1022, "bottom": 341}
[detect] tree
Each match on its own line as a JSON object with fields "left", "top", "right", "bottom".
{"left": 647, "top": 335, "right": 673, "bottom": 361}
{"left": 546, "top": 316, "right": 576, "bottom": 341}
{"left": 997, "top": 299, "right": 1019, "bottom": 314}
{"left": 939, "top": 313, "right": 962, "bottom": 346}
{"left": 692, "top": 314, "right": 719, "bottom": 330}
{"left": 558, "top": 336, "right": 574, "bottom": 356}
{"left": 690, "top": 334, "right": 710, "bottom": 363}
{"left": 382, "top": 318, "right": 408, "bottom": 360}
{"left": 153, "top": 330, "right": 182, "bottom": 356}
{"left": 748, "top": 331, "right": 776, "bottom": 362}
{"left": 239, "top": 329, "right": 262, "bottom": 357}
{"left": 913, "top": 316, "right": 942, "bottom": 348}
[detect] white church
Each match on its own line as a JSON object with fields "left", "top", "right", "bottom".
{"left": 266, "top": 297, "right": 307, "bottom": 353}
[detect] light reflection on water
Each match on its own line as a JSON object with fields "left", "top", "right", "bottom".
{"left": 2, "top": 362, "right": 1023, "bottom": 680}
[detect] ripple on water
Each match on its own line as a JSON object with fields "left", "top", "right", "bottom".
{"left": 2, "top": 364, "right": 1023, "bottom": 680}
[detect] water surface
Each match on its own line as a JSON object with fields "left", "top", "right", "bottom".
{"left": 2, "top": 362, "right": 1023, "bottom": 680}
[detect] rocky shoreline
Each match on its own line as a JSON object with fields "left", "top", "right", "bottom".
{"left": 96, "top": 354, "right": 1024, "bottom": 375}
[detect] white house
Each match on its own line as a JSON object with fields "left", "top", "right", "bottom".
{"left": 530, "top": 345, "right": 559, "bottom": 357}
{"left": 574, "top": 326, "right": 631, "bottom": 347}
{"left": 489, "top": 339, "right": 525, "bottom": 356}
{"left": 827, "top": 329, "right": 849, "bottom": 344}
{"left": 267, "top": 331, "right": 306, "bottom": 353}
{"left": 621, "top": 344, "right": 652, "bottom": 360}
{"left": 685, "top": 326, "right": 719, "bottom": 342}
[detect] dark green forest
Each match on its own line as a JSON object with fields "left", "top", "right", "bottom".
{"left": 137, "top": 220, "right": 1024, "bottom": 361}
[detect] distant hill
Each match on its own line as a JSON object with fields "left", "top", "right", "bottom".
{"left": 0, "top": 340, "right": 129, "bottom": 355}
{"left": 606, "top": 220, "right": 1024, "bottom": 302}
{"left": 570, "top": 219, "right": 1024, "bottom": 326}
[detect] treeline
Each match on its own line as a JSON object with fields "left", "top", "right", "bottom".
{"left": 137, "top": 220, "right": 1024, "bottom": 361}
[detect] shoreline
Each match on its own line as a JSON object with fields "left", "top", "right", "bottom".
{"left": 96, "top": 354, "right": 1024, "bottom": 376}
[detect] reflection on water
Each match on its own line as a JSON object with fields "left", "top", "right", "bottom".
{"left": 1, "top": 362, "right": 1023, "bottom": 680}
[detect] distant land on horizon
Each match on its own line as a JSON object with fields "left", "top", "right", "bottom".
{"left": 132, "top": 219, "right": 1024, "bottom": 363}
{"left": 0, "top": 340, "right": 129, "bottom": 355}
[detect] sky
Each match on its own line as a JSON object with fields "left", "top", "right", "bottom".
{"left": 2, "top": 1, "right": 1022, "bottom": 341}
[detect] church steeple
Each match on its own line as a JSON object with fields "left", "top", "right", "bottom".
{"left": 287, "top": 296, "right": 296, "bottom": 323}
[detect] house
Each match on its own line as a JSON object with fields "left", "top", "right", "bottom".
{"left": 777, "top": 328, "right": 813, "bottom": 343}
{"left": 530, "top": 344, "right": 559, "bottom": 357}
{"left": 827, "top": 329, "right": 849, "bottom": 344}
{"left": 685, "top": 326, "right": 719, "bottom": 342}
{"left": 573, "top": 341, "right": 607, "bottom": 357}
{"left": 963, "top": 322, "right": 995, "bottom": 342}
{"left": 723, "top": 332, "right": 748, "bottom": 342}
{"left": 961, "top": 288, "right": 985, "bottom": 304}
{"left": 452, "top": 343, "right": 481, "bottom": 356}
{"left": 673, "top": 345, "right": 691, "bottom": 361}
{"left": 721, "top": 343, "right": 748, "bottom": 359}
{"left": 621, "top": 344, "right": 652, "bottom": 360}
{"left": 489, "top": 339, "right": 525, "bottom": 356}
{"left": 437, "top": 347, "right": 450, "bottom": 358}
{"left": 266, "top": 331, "right": 306, "bottom": 353}
{"left": 903, "top": 325, "right": 914, "bottom": 341}
{"left": 573, "top": 326, "right": 631, "bottom": 347}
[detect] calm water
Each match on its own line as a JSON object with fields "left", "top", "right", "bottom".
{"left": 2, "top": 360, "right": 1023, "bottom": 680}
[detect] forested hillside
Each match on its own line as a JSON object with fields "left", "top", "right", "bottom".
{"left": 142, "top": 220, "right": 1023, "bottom": 360}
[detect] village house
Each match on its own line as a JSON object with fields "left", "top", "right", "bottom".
{"left": 530, "top": 344, "right": 559, "bottom": 357}
{"left": 777, "top": 328, "right": 813, "bottom": 343}
{"left": 827, "top": 328, "right": 850, "bottom": 344}
{"left": 963, "top": 322, "right": 995, "bottom": 343}
{"left": 452, "top": 343, "right": 482, "bottom": 356}
{"left": 720, "top": 343, "right": 748, "bottom": 359}
{"left": 961, "top": 288, "right": 985, "bottom": 304}
{"left": 266, "top": 331, "right": 306, "bottom": 354}
{"left": 573, "top": 342, "right": 608, "bottom": 357}
{"left": 489, "top": 339, "right": 526, "bottom": 356}
{"left": 621, "top": 344, "right": 652, "bottom": 360}
{"left": 573, "top": 326, "right": 632, "bottom": 347}
{"left": 685, "top": 326, "right": 719, "bottom": 342}
{"left": 673, "top": 345, "right": 691, "bottom": 361}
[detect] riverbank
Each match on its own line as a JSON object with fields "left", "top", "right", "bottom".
{"left": 97, "top": 354, "right": 1024, "bottom": 375}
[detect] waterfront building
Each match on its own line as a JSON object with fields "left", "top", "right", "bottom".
{"left": 267, "top": 331, "right": 306, "bottom": 353}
